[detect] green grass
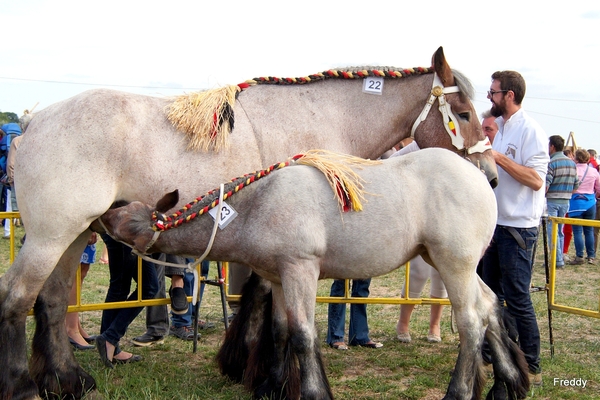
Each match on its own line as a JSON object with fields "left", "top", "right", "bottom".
{"left": 1, "top": 224, "right": 600, "bottom": 399}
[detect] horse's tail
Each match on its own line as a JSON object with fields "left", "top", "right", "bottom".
{"left": 484, "top": 303, "right": 530, "bottom": 400}
{"left": 215, "top": 272, "right": 272, "bottom": 383}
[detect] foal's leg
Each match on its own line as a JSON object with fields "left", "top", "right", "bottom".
{"left": 280, "top": 265, "right": 332, "bottom": 400}
{"left": 438, "top": 269, "right": 487, "bottom": 400}
{"left": 29, "top": 233, "right": 96, "bottom": 399}
{"left": 480, "top": 283, "right": 529, "bottom": 400}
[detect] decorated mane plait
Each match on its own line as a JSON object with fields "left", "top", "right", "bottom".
{"left": 166, "top": 66, "right": 432, "bottom": 152}
{"left": 152, "top": 150, "right": 381, "bottom": 232}
{"left": 242, "top": 66, "right": 432, "bottom": 86}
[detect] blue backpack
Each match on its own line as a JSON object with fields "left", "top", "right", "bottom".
{"left": 0, "top": 123, "right": 22, "bottom": 173}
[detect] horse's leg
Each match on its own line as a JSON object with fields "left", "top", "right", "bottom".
{"left": 0, "top": 231, "right": 87, "bottom": 399}
{"left": 255, "top": 265, "right": 332, "bottom": 400}
{"left": 216, "top": 272, "right": 273, "bottom": 384}
{"left": 0, "top": 246, "right": 40, "bottom": 400}
{"left": 28, "top": 232, "right": 96, "bottom": 399}
{"left": 481, "top": 283, "right": 529, "bottom": 400}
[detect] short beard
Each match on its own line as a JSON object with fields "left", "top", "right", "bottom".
{"left": 490, "top": 103, "right": 504, "bottom": 118}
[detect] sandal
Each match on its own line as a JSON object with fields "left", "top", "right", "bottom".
{"left": 329, "top": 342, "right": 348, "bottom": 350}
{"left": 99, "top": 257, "right": 109, "bottom": 265}
{"left": 427, "top": 334, "right": 442, "bottom": 343}
{"left": 396, "top": 332, "right": 411, "bottom": 343}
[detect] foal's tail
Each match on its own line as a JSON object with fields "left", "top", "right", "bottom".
{"left": 484, "top": 302, "right": 530, "bottom": 400}
{"left": 215, "top": 272, "right": 273, "bottom": 386}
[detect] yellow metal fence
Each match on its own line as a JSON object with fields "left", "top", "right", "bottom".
{"left": 1, "top": 212, "right": 597, "bottom": 319}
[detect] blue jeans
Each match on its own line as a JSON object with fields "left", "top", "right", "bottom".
{"left": 572, "top": 205, "right": 596, "bottom": 259}
{"left": 481, "top": 225, "right": 541, "bottom": 373}
{"left": 327, "top": 279, "right": 372, "bottom": 346}
{"left": 100, "top": 234, "right": 159, "bottom": 350}
{"left": 546, "top": 201, "right": 569, "bottom": 266}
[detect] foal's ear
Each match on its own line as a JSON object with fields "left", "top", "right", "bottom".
{"left": 156, "top": 190, "right": 179, "bottom": 213}
{"left": 432, "top": 46, "right": 455, "bottom": 87}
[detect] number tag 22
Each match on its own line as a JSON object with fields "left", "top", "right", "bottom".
{"left": 208, "top": 201, "right": 238, "bottom": 229}
{"left": 362, "top": 77, "right": 384, "bottom": 95}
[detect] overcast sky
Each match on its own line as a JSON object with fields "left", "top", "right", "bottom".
{"left": 2, "top": 1, "right": 600, "bottom": 150}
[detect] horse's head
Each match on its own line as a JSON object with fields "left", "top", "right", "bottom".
{"left": 411, "top": 47, "right": 498, "bottom": 188}
{"left": 99, "top": 190, "right": 180, "bottom": 254}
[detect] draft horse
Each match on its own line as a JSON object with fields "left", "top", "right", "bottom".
{"left": 100, "top": 149, "right": 529, "bottom": 400}
{"left": 0, "top": 47, "right": 497, "bottom": 399}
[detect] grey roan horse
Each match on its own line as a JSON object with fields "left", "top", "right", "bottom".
{"left": 0, "top": 47, "right": 498, "bottom": 399}
{"left": 100, "top": 149, "right": 529, "bottom": 400}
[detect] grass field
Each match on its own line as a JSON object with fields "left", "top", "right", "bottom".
{"left": 1, "top": 223, "right": 599, "bottom": 399}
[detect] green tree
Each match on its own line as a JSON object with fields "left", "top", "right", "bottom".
{"left": 0, "top": 112, "right": 19, "bottom": 125}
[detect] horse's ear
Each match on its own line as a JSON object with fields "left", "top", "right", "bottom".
{"left": 432, "top": 46, "right": 455, "bottom": 87}
{"left": 156, "top": 190, "right": 179, "bottom": 213}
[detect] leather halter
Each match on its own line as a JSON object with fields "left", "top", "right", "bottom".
{"left": 411, "top": 72, "right": 491, "bottom": 155}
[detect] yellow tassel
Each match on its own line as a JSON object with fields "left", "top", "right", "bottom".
{"left": 166, "top": 85, "right": 240, "bottom": 152}
{"left": 294, "top": 150, "right": 381, "bottom": 212}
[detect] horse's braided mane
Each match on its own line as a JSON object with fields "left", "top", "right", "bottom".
{"left": 152, "top": 150, "right": 380, "bottom": 232}
{"left": 152, "top": 157, "right": 298, "bottom": 231}
{"left": 243, "top": 66, "right": 432, "bottom": 86}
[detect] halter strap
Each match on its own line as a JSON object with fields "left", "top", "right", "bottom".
{"left": 411, "top": 73, "right": 491, "bottom": 154}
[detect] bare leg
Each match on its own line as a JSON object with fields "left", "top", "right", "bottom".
{"left": 397, "top": 304, "right": 416, "bottom": 334}
{"left": 428, "top": 298, "right": 444, "bottom": 338}
{"left": 66, "top": 263, "right": 90, "bottom": 346}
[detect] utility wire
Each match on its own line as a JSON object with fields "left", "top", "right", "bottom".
{"left": 0, "top": 76, "right": 202, "bottom": 91}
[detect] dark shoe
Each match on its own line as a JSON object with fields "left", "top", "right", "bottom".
{"left": 169, "top": 287, "right": 189, "bottom": 315}
{"left": 220, "top": 313, "right": 236, "bottom": 322}
{"left": 169, "top": 325, "right": 199, "bottom": 341}
{"left": 69, "top": 337, "right": 95, "bottom": 351}
{"left": 198, "top": 320, "right": 215, "bottom": 330}
{"left": 95, "top": 335, "right": 114, "bottom": 369}
{"left": 356, "top": 341, "right": 383, "bottom": 349}
{"left": 132, "top": 333, "right": 165, "bottom": 347}
{"left": 112, "top": 353, "right": 143, "bottom": 365}
{"left": 83, "top": 335, "right": 97, "bottom": 344}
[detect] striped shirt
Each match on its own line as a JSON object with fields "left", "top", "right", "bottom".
{"left": 546, "top": 151, "right": 579, "bottom": 203}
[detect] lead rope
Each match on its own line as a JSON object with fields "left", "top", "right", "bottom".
{"left": 131, "top": 183, "right": 225, "bottom": 305}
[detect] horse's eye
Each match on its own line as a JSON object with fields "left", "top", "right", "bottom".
{"left": 457, "top": 112, "right": 470, "bottom": 122}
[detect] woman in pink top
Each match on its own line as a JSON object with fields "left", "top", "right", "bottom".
{"left": 569, "top": 149, "right": 600, "bottom": 264}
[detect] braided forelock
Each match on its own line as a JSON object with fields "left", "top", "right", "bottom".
{"left": 451, "top": 69, "right": 475, "bottom": 100}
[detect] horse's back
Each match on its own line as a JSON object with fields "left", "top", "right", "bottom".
{"left": 249, "top": 148, "right": 496, "bottom": 279}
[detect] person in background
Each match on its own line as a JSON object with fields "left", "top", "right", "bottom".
{"left": 588, "top": 149, "right": 600, "bottom": 255}
{"left": 95, "top": 235, "right": 159, "bottom": 368}
{"left": 587, "top": 149, "right": 599, "bottom": 171}
{"left": 481, "top": 109, "right": 499, "bottom": 144}
{"left": 568, "top": 149, "right": 600, "bottom": 265}
{"left": 132, "top": 256, "right": 214, "bottom": 346}
{"left": 562, "top": 148, "right": 575, "bottom": 259}
{"left": 1, "top": 123, "right": 21, "bottom": 239}
{"left": 327, "top": 278, "right": 382, "bottom": 350}
{"left": 545, "top": 135, "right": 579, "bottom": 268}
{"left": 396, "top": 256, "right": 447, "bottom": 343}
{"left": 480, "top": 70, "right": 549, "bottom": 387}
{"left": 66, "top": 233, "right": 97, "bottom": 350}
